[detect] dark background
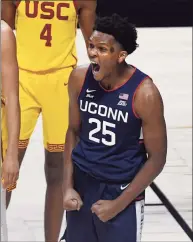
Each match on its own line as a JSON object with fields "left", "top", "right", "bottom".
{"left": 96, "top": 0, "right": 192, "bottom": 27}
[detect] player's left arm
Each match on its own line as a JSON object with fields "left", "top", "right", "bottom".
{"left": 116, "top": 78, "right": 167, "bottom": 210}
{"left": 1, "top": 23, "right": 20, "bottom": 187}
{"left": 78, "top": 0, "right": 96, "bottom": 47}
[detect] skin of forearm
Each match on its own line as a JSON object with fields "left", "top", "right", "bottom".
{"left": 116, "top": 156, "right": 166, "bottom": 211}
{"left": 5, "top": 95, "right": 20, "bottom": 159}
{"left": 63, "top": 128, "right": 79, "bottom": 191}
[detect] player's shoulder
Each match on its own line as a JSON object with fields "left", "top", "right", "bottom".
{"left": 76, "top": 0, "right": 96, "bottom": 10}
{"left": 68, "top": 64, "right": 90, "bottom": 95}
{"left": 140, "top": 77, "right": 160, "bottom": 96}
{"left": 135, "top": 75, "right": 163, "bottom": 108}
{"left": 1, "top": 20, "right": 15, "bottom": 42}
{"left": 1, "top": 20, "right": 12, "bottom": 32}
{"left": 70, "top": 64, "right": 90, "bottom": 81}
{"left": 1, "top": 21, "right": 16, "bottom": 54}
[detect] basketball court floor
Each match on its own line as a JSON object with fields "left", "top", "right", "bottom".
{"left": 6, "top": 27, "right": 192, "bottom": 241}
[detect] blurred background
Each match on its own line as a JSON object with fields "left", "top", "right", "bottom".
{"left": 96, "top": 0, "right": 192, "bottom": 27}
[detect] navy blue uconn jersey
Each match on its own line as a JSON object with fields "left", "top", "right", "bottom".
{"left": 72, "top": 65, "right": 148, "bottom": 183}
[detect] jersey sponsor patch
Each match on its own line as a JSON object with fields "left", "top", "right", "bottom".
{"left": 117, "top": 100, "right": 127, "bottom": 106}
{"left": 119, "top": 93, "right": 129, "bottom": 100}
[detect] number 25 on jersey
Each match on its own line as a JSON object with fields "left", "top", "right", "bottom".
{"left": 89, "top": 118, "right": 116, "bottom": 146}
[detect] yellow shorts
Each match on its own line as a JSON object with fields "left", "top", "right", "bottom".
{"left": 18, "top": 67, "right": 72, "bottom": 152}
{"left": 1, "top": 105, "right": 17, "bottom": 191}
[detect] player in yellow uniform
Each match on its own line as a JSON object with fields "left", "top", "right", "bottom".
{"left": 2, "top": 1, "right": 96, "bottom": 241}
{"left": 1, "top": 20, "right": 20, "bottom": 241}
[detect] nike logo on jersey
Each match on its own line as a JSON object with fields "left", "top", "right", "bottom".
{"left": 120, "top": 183, "right": 130, "bottom": 190}
{"left": 86, "top": 89, "right": 96, "bottom": 93}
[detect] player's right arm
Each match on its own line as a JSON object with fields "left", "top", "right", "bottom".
{"left": 63, "top": 65, "right": 89, "bottom": 211}
{"left": 1, "top": 21, "right": 20, "bottom": 189}
{"left": 1, "top": 0, "right": 16, "bottom": 29}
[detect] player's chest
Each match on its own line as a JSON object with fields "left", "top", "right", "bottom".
{"left": 79, "top": 89, "right": 131, "bottom": 125}
{"left": 81, "top": 85, "right": 131, "bottom": 110}
{"left": 17, "top": 1, "right": 77, "bottom": 21}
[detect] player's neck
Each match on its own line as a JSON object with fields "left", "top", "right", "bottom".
{"left": 101, "top": 63, "right": 132, "bottom": 90}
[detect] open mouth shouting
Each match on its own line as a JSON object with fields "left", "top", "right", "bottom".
{"left": 91, "top": 61, "right": 101, "bottom": 77}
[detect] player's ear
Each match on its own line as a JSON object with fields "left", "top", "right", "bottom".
{"left": 118, "top": 51, "right": 128, "bottom": 64}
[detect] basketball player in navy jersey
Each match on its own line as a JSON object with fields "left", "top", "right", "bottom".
{"left": 62, "top": 14, "right": 167, "bottom": 242}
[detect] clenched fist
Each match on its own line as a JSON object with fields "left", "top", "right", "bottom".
{"left": 91, "top": 199, "right": 120, "bottom": 222}
{"left": 63, "top": 188, "right": 83, "bottom": 211}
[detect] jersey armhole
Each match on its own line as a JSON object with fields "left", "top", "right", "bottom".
{"left": 132, "top": 76, "right": 150, "bottom": 119}
{"left": 73, "top": 0, "right": 78, "bottom": 14}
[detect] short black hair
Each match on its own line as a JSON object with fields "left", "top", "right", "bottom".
{"left": 93, "top": 14, "right": 138, "bottom": 55}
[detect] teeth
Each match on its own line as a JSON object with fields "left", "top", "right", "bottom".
{"left": 91, "top": 61, "right": 97, "bottom": 65}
